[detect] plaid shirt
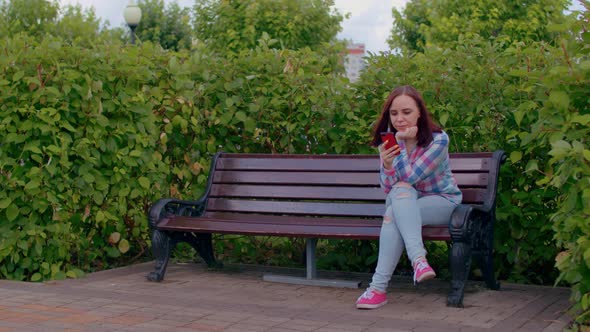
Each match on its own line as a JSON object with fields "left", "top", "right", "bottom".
{"left": 380, "top": 131, "right": 462, "bottom": 205}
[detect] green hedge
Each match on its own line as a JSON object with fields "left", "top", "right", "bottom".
{"left": 0, "top": 35, "right": 352, "bottom": 280}
{"left": 0, "top": 36, "right": 173, "bottom": 279}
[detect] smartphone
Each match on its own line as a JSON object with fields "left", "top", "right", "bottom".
{"left": 380, "top": 132, "right": 398, "bottom": 150}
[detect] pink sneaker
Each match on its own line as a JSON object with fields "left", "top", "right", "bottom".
{"left": 356, "top": 289, "right": 387, "bottom": 309}
{"left": 413, "top": 257, "right": 436, "bottom": 284}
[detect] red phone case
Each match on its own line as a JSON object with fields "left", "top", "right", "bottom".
{"left": 380, "top": 132, "right": 397, "bottom": 150}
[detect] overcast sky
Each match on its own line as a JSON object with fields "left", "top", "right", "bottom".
{"left": 58, "top": 0, "right": 410, "bottom": 53}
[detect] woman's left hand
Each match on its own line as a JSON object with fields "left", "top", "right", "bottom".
{"left": 379, "top": 143, "right": 401, "bottom": 170}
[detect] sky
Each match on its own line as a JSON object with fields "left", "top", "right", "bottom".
{"left": 58, "top": 0, "right": 410, "bottom": 54}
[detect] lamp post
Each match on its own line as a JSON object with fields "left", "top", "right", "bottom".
{"left": 123, "top": 0, "right": 142, "bottom": 45}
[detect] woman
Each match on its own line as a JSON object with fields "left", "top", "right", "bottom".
{"left": 356, "top": 85, "right": 462, "bottom": 309}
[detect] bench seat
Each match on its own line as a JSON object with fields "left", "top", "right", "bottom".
{"left": 158, "top": 212, "right": 451, "bottom": 240}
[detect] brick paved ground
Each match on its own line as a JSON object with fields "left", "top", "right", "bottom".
{"left": 0, "top": 262, "right": 571, "bottom": 331}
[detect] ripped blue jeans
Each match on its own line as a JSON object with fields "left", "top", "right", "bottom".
{"left": 369, "top": 185, "right": 458, "bottom": 293}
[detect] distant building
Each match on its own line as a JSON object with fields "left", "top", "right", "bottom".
{"left": 344, "top": 42, "right": 366, "bottom": 82}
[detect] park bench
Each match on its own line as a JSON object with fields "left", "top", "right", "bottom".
{"left": 147, "top": 151, "right": 506, "bottom": 307}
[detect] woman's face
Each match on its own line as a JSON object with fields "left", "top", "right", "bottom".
{"left": 389, "top": 94, "right": 420, "bottom": 132}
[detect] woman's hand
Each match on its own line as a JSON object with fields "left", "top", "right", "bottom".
{"left": 379, "top": 142, "right": 401, "bottom": 170}
{"left": 396, "top": 126, "right": 418, "bottom": 141}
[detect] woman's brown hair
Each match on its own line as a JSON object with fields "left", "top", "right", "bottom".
{"left": 370, "top": 85, "right": 441, "bottom": 147}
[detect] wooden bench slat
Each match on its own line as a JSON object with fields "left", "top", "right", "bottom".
{"left": 213, "top": 171, "right": 489, "bottom": 187}
{"left": 213, "top": 171, "right": 376, "bottom": 185}
{"left": 206, "top": 198, "right": 385, "bottom": 217}
{"left": 209, "top": 184, "right": 486, "bottom": 204}
{"left": 202, "top": 212, "right": 381, "bottom": 226}
{"left": 217, "top": 157, "right": 377, "bottom": 172}
{"left": 460, "top": 189, "right": 486, "bottom": 204}
{"left": 211, "top": 184, "right": 384, "bottom": 200}
{"left": 157, "top": 213, "right": 450, "bottom": 240}
{"left": 159, "top": 218, "right": 380, "bottom": 239}
{"left": 217, "top": 155, "right": 491, "bottom": 172}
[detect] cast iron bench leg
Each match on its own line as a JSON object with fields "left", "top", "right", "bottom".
{"left": 147, "top": 229, "right": 173, "bottom": 282}
{"left": 480, "top": 217, "right": 500, "bottom": 290}
{"left": 448, "top": 239, "right": 472, "bottom": 307}
{"left": 185, "top": 233, "right": 221, "bottom": 268}
{"left": 447, "top": 204, "right": 474, "bottom": 307}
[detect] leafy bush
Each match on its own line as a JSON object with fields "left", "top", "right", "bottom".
{"left": 0, "top": 36, "right": 171, "bottom": 279}
{"left": 534, "top": 9, "right": 590, "bottom": 327}
{"left": 0, "top": 34, "right": 352, "bottom": 280}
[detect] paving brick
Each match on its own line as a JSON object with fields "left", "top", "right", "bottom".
{"left": 223, "top": 325, "right": 268, "bottom": 332}
{"left": 1, "top": 312, "right": 53, "bottom": 324}
{"left": 182, "top": 321, "right": 227, "bottom": 331}
{"left": 108, "top": 313, "right": 155, "bottom": 325}
{"left": 0, "top": 320, "right": 33, "bottom": 329}
{"left": 118, "top": 322, "right": 170, "bottom": 332}
{"left": 54, "top": 313, "right": 103, "bottom": 324}
{"left": 316, "top": 323, "right": 367, "bottom": 331}
{"left": 365, "top": 328, "right": 411, "bottom": 332}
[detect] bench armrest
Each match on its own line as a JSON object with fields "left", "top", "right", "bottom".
{"left": 148, "top": 152, "right": 223, "bottom": 229}
{"left": 480, "top": 150, "right": 507, "bottom": 213}
{"left": 449, "top": 204, "right": 495, "bottom": 241}
{"left": 449, "top": 205, "right": 473, "bottom": 241}
{"left": 148, "top": 198, "right": 209, "bottom": 229}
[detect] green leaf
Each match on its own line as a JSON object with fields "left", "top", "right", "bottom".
{"left": 439, "top": 113, "right": 449, "bottom": 127}
{"left": 6, "top": 204, "right": 19, "bottom": 222}
{"left": 31, "top": 273, "right": 42, "bottom": 282}
{"left": 235, "top": 111, "right": 247, "bottom": 122}
{"left": 61, "top": 121, "right": 77, "bottom": 132}
{"left": 25, "top": 144, "right": 42, "bottom": 154}
{"left": 118, "top": 239, "right": 130, "bottom": 254}
{"left": 66, "top": 269, "right": 85, "bottom": 279}
{"left": 138, "top": 177, "right": 150, "bottom": 189}
{"left": 584, "top": 150, "right": 590, "bottom": 162}
{"left": 12, "top": 71, "right": 24, "bottom": 81}
{"left": 25, "top": 179, "right": 41, "bottom": 190}
{"left": 572, "top": 114, "right": 590, "bottom": 125}
{"left": 549, "top": 140, "right": 571, "bottom": 157}
{"left": 95, "top": 115, "right": 109, "bottom": 127}
{"left": 513, "top": 110, "right": 524, "bottom": 127}
{"left": 93, "top": 191, "right": 103, "bottom": 205}
{"left": 510, "top": 151, "right": 522, "bottom": 163}
{"left": 219, "top": 112, "right": 233, "bottom": 124}
{"left": 96, "top": 211, "right": 105, "bottom": 223}
{"left": 585, "top": 248, "right": 590, "bottom": 269}
{"left": 548, "top": 91, "right": 569, "bottom": 110}
{"left": 0, "top": 197, "right": 12, "bottom": 209}
{"left": 106, "top": 247, "right": 120, "bottom": 258}
{"left": 244, "top": 118, "right": 257, "bottom": 133}
{"left": 525, "top": 160, "right": 538, "bottom": 173}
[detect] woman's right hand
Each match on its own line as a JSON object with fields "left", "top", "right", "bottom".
{"left": 395, "top": 126, "right": 418, "bottom": 141}
{"left": 379, "top": 142, "right": 400, "bottom": 170}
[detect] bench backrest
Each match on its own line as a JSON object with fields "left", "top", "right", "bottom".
{"left": 204, "top": 152, "right": 505, "bottom": 219}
